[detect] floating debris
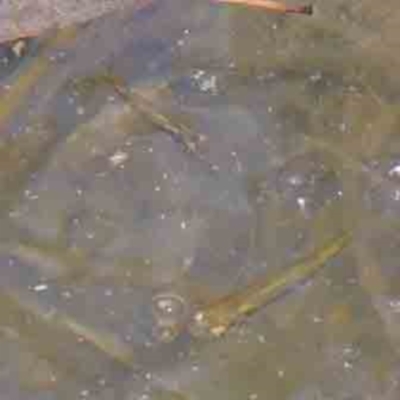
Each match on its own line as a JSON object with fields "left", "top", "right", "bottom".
{"left": 215, "top": 0, "right": 313, "bottom": 15}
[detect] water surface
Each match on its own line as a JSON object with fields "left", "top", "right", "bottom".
{"left": 0, "top": 0, "right": 400, "bottom": 399}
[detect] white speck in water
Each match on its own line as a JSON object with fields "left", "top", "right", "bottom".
{"left": 277, "top": 369, "right": 285, "bottom": 378}
{"left": 24, "top": 189, "right": 39, "bottom": 200}
{"left": 180, "top": 221, "right": 187, "bottom": 230}
{"left": 288, "top": 174, "right": 302, "bottom": 186}
{"left": 61, "top": 290, "right": 72, "bottom": 299}
{"left": 194, "top": 312, "right": 204, "bottom": 323}
{"left": 11, "top": 40, "right": 27, "bottom": 58}
{"left": 257, "top": 334, "right": 266, "bottom": 344}
{"left": 162, "top": 172, "right": 168, "bottom": 180}
{"left": 348, "top": 85, "right": 358, "bottom": 93}
{"left": 191, "top": 364, "right": 200, "bottom": 372}
{"left": 97, "top": 378, "right": 107, "bottom": 387}
{"left": 199, "top": 75, "right": 217, "bottom": 94}
{"left": 147, "top": 147, "right": 154, "bottom": 154}
{"left": 109, "top": 150, "right": 128, "bottom": 167}
{"left": 339, "top": 122, "right": 347, "bottom": 132}
{"left": 309, "top": 71, "right": 322, "bottom": 82}
{"left": 57, "top": 51, "right": 67, "bottom": 60}
{"left": 267, "top": 106, "right": 273, "bottom": 113}
{"left": 192, "top": 69, "right": 205, "bottom": 80}
{"left": 72, "top": 218, "right": 80, "bottom": 227}
{"left": 76, "top": 106, "right": 85, "bottom": 116}
{"left": 266, "top": 71, "right": 276, "bottom": 79}
{"left": 104, "top": 289, "right": 113, "bottom": 297}
{"left": 312, "top": 315, "right": 323, "bottom": 323}
{"left": 392, "top": 189, "right": 400, "bottom": 201}
{"left": 8, "top": 211, "right": 18, "bottom": 221}
{"left": 249, "top": 393, "right": 259, "bottom": 400}
{"left": 343, "top": 361, "right": 353, "bottom": 370}
{"left": 192, "top": 69, "right": 218, "bottom": 94}
{"left": 80, "top": 389, "right": 90, "bottom": 397}
{"left": 297, "top": 197, "right": 307, "bottom": 212}
{"left": 310, "top": 71, "right": 322, "bottom": 82}
{"left": 154, "top": 185, "right": 161, "bottom": 192}
{"left": 388, "top": 298, "right": 400, "bottom": 312}
{"left": 183, "top": 257, "right": 193, "bottom": 268}
{"left": 343, "top": 346, "right": 355, "bottom": 355}
{"left": 389, "top": 164, "right": 400, "bottom": 178}
{"left": 198, "top": 134, "right": 207, "bottom": 144}
{"left": 160, "top": 213, "right": 166, "bottom": 220}
{"left": 231, "top": 151, "right": 243, "bottom": 173}
{"left": 33, "top": 283, "right": 48, "bottom": 292}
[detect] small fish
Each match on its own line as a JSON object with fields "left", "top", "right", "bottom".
{"left": 189, "top": 233, "right": 349, "bottom": 338}
{"left": 215, "top": 0, "right": 313, "bottom": 15}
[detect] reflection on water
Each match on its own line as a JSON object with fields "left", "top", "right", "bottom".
{"left": 0, "top": 0, "right": 400, "bottom": 398}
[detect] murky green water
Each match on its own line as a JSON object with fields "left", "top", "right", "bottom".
{"left": 0, "top": 0, "right": 399, "bottom": 399}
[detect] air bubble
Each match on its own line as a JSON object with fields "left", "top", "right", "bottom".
{"left": 151, "top": 292, "right": 188, "bottom": 343}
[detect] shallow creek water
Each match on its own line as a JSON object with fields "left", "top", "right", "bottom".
{"left": 0, "top": 1, "right": 399, "bottom": 399}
